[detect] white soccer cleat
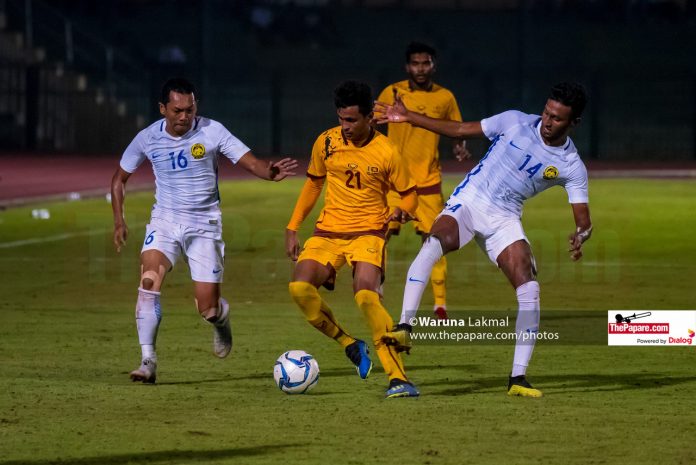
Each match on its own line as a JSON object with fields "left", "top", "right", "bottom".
{"left": 213, "top": 298, "right": 232, "bottom": 358}
{"left": 130, "top": 358, "right": 157, "bottom": 384}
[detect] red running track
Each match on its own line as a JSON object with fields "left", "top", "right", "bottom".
{"left": 1, "top": 154, "right": 695, "bottom": 208}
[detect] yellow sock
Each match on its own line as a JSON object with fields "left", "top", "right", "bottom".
{"left": 354, "top": 290, "right": 407, "bottom": 382}
{"left": 289, "top": 281, "right": 354, "bottom": 348}
{"left": 431, "top": 256, "right": 447, "bottom": 308}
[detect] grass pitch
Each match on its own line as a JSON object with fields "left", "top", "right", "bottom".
{"left": 1, "top": 176, "right": 695, "bottom": 465}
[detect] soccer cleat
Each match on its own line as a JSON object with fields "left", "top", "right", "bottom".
{"left": 507, "top": 375, "right": 543, "bottom": 398}
{"left": 434, "top": 306, "right": 449, "bottom": 320}
{"left": 129, "top": 358, "right": 157, "bottom": 384}
{"left": 213, "top": 298, "right": 232, "bottom": 358}
{"left": 385, "top": 378, "right": 420, "bottom": 398}
{"left": 381, "top": 323, "right": 413, "bottom": 354}
{"left": 345, "top": 339, "right": 373, "bottom": 379}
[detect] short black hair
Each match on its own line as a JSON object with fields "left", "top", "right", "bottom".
{"left": 405, "top": 41, "right": 436, "bottom": 63}
{"left": 160, "top": 77, "right": 196, "bottom": 105}
{"left": 549, "top": 82, "right": 588, "bottom": 119}
{"left": 334, "top": 80, "right": 373, "bottom": 116}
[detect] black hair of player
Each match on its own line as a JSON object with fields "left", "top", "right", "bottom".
{"left": 549, "top": 82, "right": 588, "bottom": 119}
{"left": 160, "top": 78, "right": 197, "bottom": 105}
{"left": 405, "top": 41, "right": 437, "bottom": 63}
{"left": 334, "top": 80, "right": 373, "bottom": 116}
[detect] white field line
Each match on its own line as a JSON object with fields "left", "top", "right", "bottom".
{"left": 0, "top": 221, "right": 144, "bottom": 249}
{"left": 2, "top": 170, "right": 696, "bottom": 209}
{"left": 0, "top": 182, "right": 154, "bottom": 208}
{"left": 0, "top": 227, "right": 113, "bottom": 249}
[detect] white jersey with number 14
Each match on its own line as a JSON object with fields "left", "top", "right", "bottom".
{"left": 449, "top": 110, "right": 588, "bottom": 218}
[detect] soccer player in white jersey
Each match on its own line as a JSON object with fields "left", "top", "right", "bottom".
{"left": 375, "top": 82, "right": 593, "bottom": 397}
{"left": 111, "top": 78, "right": 298, "bottom": 383}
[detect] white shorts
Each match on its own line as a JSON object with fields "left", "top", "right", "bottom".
{"left": 439, "top": 198, "right": 528, "bottom": 265}
{"left": 141, "top": 217, "right": 225, "bottom": 283}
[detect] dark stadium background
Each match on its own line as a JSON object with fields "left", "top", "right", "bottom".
{"left": 1, "top": 0, "right": 695, "bottom": 202}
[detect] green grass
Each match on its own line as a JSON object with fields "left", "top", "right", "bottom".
{"left": 1, "top": 176, "right": 695, "bottom": 465}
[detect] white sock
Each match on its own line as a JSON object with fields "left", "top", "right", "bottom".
{"left": 136, "top": 288, "right": 161, "bottom": 361}
{"left": 204, "top": 298, "right": 229, "bottom": 327}
{"left": 511, "top": 281, "right": 540, "bottom": 377}
{"left": 400, "top": 237, "right": 443, "bottom": 324}
{"left": 216, "top": 298, "right": 229, "bottom": 326}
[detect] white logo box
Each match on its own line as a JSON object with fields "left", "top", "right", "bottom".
{"left": 607, "top": 310, "right": 696, "bottom": 346}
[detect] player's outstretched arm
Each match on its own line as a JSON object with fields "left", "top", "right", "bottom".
{"left": 285, "top": 177, "right": 325, "bottom": 261}
{"left": 374, "top": 94, "right": 486, "bottom": 139}
{"left": 111, "top": 167, "right": 132, "bottom": 253}
{"left": 237, "top": 152, "right": 299, "bottom": 181}
{"left": 568, "top": 203, "right": 592, "bottom": 261}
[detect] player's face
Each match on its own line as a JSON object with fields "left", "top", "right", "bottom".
{"left": 337, "top": 105, "right": 373, "bottom": 144}
{"left": 159, "top": 91, "right": 197, "bottom": 137}
{"left": 405, "top": 52, "right": 435, "bottom": 87}
{"left": 540, "top": 98, "right": 578, "bottom": 146}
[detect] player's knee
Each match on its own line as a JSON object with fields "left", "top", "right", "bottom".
{"left": 289, "top": 281, "right": 320, "bottom": 310}
{"left": 429, "top": 221, "right": 459, "bottom": 254}
{"left": 443, "top": 235, "right": 460, "bottom": 254}
{"left": 289, "top": 282, "right": 321, "bottom": 320}
{"left": 140, "top": 270, "right": 161, "bottom": 291}
{"left": 352, "top": 276, "right": 377, "bottom": 295}
{"left": 289, "top": 281, "right": 314, "bottom": 298}
{"left": 421, "top": 235, "right": 445, "bottom": 258}
{"left": 511, "top": 271, "right": 536, "bottom": 289}
{"left": 519, "top": 257, "right": 537, "bottom": 283}
{"left": 354, "top": 289, "right": 380, "bottom": 311}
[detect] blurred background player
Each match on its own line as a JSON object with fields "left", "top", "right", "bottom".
{"left": 375, "top": 82, "right": 593, "bottom": 397}
{"left": 377, "top": 42, "right": 470, "bottom": 320}
{"left": 285, "top": 80, "right": 420, "bottom": 398}
{"left": 111, "top": 77, "right": 298, "bottom": 383}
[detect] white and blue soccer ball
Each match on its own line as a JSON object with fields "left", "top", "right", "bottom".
{"left": 273, "top": 350, "right": 320, "bottom": 394}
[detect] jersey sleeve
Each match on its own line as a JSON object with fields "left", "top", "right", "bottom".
{"left": 480, "top": 110, "right": 528, "bottom": 140}
{"left": 387, "top": 145, "right": 415, "bottom": 194}
{"left": 445, "top": 92, "right": 463, "bottom": 122}
{"left": 377, "top": 85, "right": 395, "bottom": 105}
{"left": 119, "top": 130, "right": 148, "bottom": 173}
{"left": 563, "top": 158, "right": 589, "bottom": 204}
{"left": 307, "top": 133, "right": 328, "bottom": 178}
{"left": 218, "top": 124, "right": 251, "bottom": 164}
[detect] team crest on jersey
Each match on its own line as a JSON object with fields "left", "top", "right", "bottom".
{"left": 191, "top": 143, "right": 206, "bottom": 159}
{"left": 367, "top": 166, "right": 379, "bottom": 174}
{"left": 543, "top": 166, "right": 559, "bottom": 180}
{"left": 323, "top": 135, "right": 336, "bottom": 160}
{"left": 348, "top": 163, "right": 358, "bottom": 170}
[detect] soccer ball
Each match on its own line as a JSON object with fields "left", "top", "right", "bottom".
{"left": 273, "top": 350, "right": 320, "bottom": 394}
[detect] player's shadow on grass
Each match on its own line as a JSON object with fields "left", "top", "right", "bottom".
{"left": 0, "top": 444, "right": 299, "bottom": 465}
{"left": 155, "top": 372, "right": 268, "bottom": 385}
{"left": 409, "top": 363, "right": 482, "bottom": 373}
{"left": 418, "top": 371, "right": 696, "bottom": 396}
{"left": 144, "top": 367, "right": 359, "bottom": 386}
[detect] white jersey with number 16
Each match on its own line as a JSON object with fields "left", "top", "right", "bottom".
{"left": 119, "top": 117, "right": 250, "bottom": 232}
